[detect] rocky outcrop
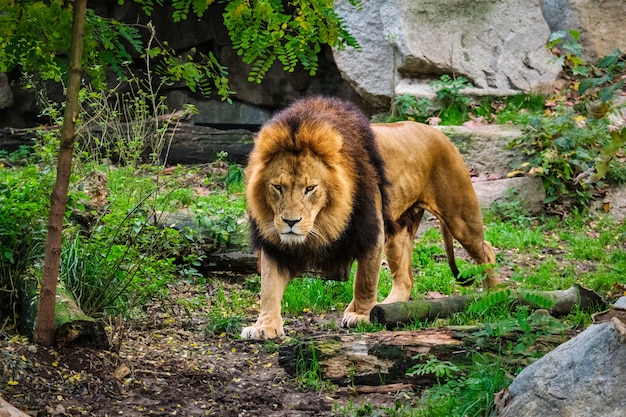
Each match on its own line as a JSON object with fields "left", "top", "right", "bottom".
{"left": 499, "top": 296, "right": 626, "bottom": 417}
{"left": 333, "top": 0, "right": 562, "bottom": 107}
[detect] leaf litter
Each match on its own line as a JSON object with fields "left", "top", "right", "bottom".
{"left": 0, "top": 278, "right": 403, "bottom": 416}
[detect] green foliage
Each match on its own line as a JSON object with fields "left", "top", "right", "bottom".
{"left": 382, "top": 78, "right": 545, "bottom": 126}
{"left": 430, "top": 75, "right": 472, "bottom": 125}
{"left": 333, "top": 401, "right": 377, "bottom": 417}
{"left": 468, "top": 289, "right": 513, "bottom": 315}
{"left": 353, "top": 321, "right": 385, "bottom": 333}
{"left": 61, "top": 175, "right": 185, "bottom": 316}
{"left": 472, "top": 94, "right": 546, "bottom": 125}
{"left": 193, "top": 190, "right": 247, "bottom": 247}
{"left": 205, "top": 311, "right": 243, "bottom": 336}
{"left": 508, "top": 110, "right": 611, "bottom": 206}
{"left": 0, "top": 0, "right": 141, "bottom": 87}
{"left": 416, "top": 355, "right": 511, "bottom": 417}
{"left": 295, "top": 343, "right": 334, "bottom": 393}
{"left": 223, "top": 0, "right": 361, "bottom": 82}
{"left": 282, "top": 277, "right": 353, "bottom": 314}
{"left": 578, "top": 49, "right": 625, "bottom": 104}
{"left": 5, "top": 0, "right": 361, "bottom": 117}
{"left": 581, "top": 124, "right": 626, "bottom": 185}
{"left": 148, "top": 42, "right": 234, "bottom": 99}
{"left": 547, "top": 29, "right": 587, "bottom": 75}
{"left": 388, "top": 94, "right": 434, "bottom": 122}
{"left": 0, "top": 146, "right": 32, "bottom": 165}
{"left": 0, "top": 0, "right": 74, "bottom": 81}
{"left": 509, "top": 34, "right": 626, "bottom": 206}
{"left": 0, "top": 167, "right": 54, "bottom": 318}
{"left": 407, "top": 354, "right": 460, "bottom": 380}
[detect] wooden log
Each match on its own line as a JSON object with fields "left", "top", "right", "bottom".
{"left": 370, "top": 295, "right": 474, "bottom": 326}
{"left": 278, "top": 325, "right": 568, "bottom": 386}
{"left": 155, "top": 124, "right": 254, "bottom": 165}
{"left": 371, "top": 284, "right": 604, "bottom": 328}
{"left": 0, "top": 121, "right": 255, "bottom": 165}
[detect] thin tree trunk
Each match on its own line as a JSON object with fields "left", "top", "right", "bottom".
{"left": 33, "top": 0, "right": 87, "bottom": 346}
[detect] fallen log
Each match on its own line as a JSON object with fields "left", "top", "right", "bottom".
{"left": 19, "top": 265, "right": 108, "bottom": 348}
{"left": 370, "top": 284, "right": 604, "bottom": 328}
{"left": 0, "top": 121, "right": 255, "bottom": 165}
{"left": 278, "top": 323, "right": 568, "bottom": 386}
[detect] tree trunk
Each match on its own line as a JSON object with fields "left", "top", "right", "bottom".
{"left": 33, "top": 0, "right": 87, "bottom": 347}
{"left": 370, "top": 284, "right": 604, "bottom": 328}
{"left": 21, "top": 265, "right": 107, "bottom": 348}
{"left": 278, "top": 325, "right": 568, "bottom": 386}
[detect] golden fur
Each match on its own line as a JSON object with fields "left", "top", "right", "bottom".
{"left": 241, "top": 97, "right": 499, "bottom": 340}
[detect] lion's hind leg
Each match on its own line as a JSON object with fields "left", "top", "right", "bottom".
{"left": 440, "top": 214, "right": 500, "bottom": 289}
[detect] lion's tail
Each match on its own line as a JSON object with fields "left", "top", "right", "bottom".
{"left": 440, "top": 224, "right": 473, "bottom": 286}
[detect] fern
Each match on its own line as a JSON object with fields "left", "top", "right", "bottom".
{"left": 224, "top": 0, "right": 360, "bottom": 82}
{"left": 521, "top": 291, "right": 555, "bottom": 309}
{"left": 407, "top": 354, "right": 460, "bottom": 379}
{"left": 468, "top": 289, "right": 512, "bottom": 315}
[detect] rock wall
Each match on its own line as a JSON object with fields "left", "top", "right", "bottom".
{"left": 1, "top": 0, "right": 625, "bottom": 128}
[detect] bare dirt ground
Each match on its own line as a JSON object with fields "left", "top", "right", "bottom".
{"left": 1, "top": 279, "right": 410, "bottom": 417}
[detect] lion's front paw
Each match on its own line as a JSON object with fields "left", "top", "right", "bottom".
{"left": 240, "top": 324, "right": 285, "bottom": 340}
{"left": 341, "top": 312, "right": 370, "bottom": 328}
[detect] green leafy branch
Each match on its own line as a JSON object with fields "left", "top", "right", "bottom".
{"left": 223, "top": 0, "right": 361, "bottom": 83}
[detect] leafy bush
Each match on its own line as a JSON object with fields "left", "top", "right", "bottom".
{"left": 430, "top": 75, "right": 472, "bottom": 125}
{"left": 508, "top": 34, "right": 625, "bottom": 207}
{"left": 61, "top": 219, "right": 181, "bottom": 317}
{"left": 0, "top": 167, "right": 54, "bottom": 318}
{"left": 388, "top": 94, "right": 434, "bottom": 122}
{"left": 508, "top": 110, "right": 611, "bottom": 205}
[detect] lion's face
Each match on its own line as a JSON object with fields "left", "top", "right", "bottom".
{"left": 265, "top": 151, "right": 330, "bottom": 245}
{"left": 246, "top": 121, "right": 357, "bottom": 249}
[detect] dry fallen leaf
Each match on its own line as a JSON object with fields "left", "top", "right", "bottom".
{"left": 113, "top": 363, "right": 131, "bottom": 381}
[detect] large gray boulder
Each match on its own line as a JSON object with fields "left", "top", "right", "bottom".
{"left": 499, "top": 296, "right": 626, "bottom": 417}
{"left": 333, "top": 0, "right": 562, "bottom": 107}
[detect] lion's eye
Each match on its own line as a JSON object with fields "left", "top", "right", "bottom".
{"left": 304, "top": 185, "right": 316, "bottom": 194}
{"left": 272, "top": 184, "right": 283, "bottom": 194}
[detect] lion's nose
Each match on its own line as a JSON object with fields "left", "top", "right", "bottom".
{"left": 282, "top": 217, "right": 301, "bottom": 228}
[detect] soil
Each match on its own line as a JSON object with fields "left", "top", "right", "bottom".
{"left": 0, "top": 278, "right": 409, "bottom": 417}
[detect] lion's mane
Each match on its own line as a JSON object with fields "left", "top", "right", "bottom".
{"left": 245, "top": 96, "right": 395, "bottom": 279}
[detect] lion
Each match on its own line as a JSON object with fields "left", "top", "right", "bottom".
{"left": 241, "top": 96, "right": 499, "bottom": 340}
